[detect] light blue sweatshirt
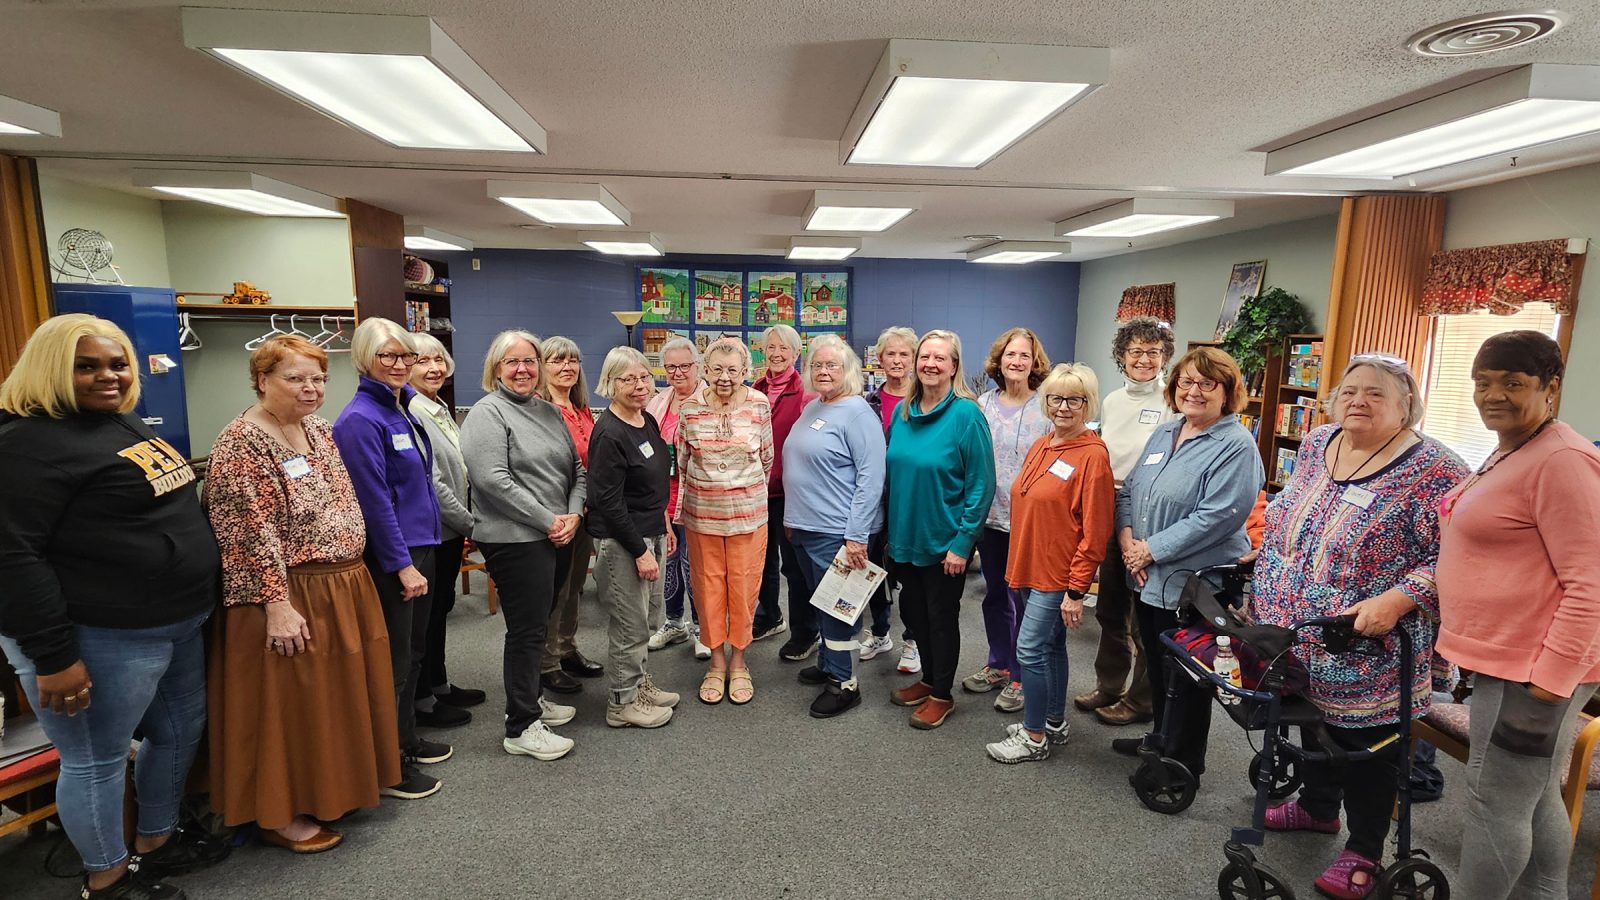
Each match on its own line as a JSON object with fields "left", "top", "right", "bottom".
{"left": 885, "top": 391, "right": 996, "bottom": 567}
{"left": 781, "top": 396, "right": 885, "bottom": 543}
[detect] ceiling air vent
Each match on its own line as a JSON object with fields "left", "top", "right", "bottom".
{"left": 1406, "top": 10, "right": 1566, "bottom": 57}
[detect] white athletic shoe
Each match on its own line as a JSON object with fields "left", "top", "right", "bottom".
{"left": 539, "top": 696, "right": 576, "bottom": 727}
{"left": 648, "top": 620, "right": 690, "bottom": 651}
{"left": 986, "top": 728, "right": 1050, "bottom": 764}
{"left": 897, "top": 640, "right": 922, "bottom": 674}
{"left": 503, "top": 721, "right": 574, "bottom": 760}
{"left": 858, "top": 634, "right": 894, "bottom": 661}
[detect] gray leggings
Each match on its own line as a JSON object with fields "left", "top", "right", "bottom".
{"left": 1458, "top": 676, "right": 1595, "bottom": 900}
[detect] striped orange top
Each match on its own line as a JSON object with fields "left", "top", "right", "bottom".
{"left": 674, "top": 384, "right": 774, "bottom": 536}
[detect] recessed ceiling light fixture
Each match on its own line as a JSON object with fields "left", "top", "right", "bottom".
{"left": 182, "top": 7, "right": 546, "bottom": 153}
{"left": 967, "top": 241, "right": 1071, "bottom": 264}
{"left": 1056, "top": 199, "right": 1234, "bottom": 237}
{"left": 803, "top": 190, "right": 920, "bottom": 231}
{"left": 0, "top": 93, "right": 61, "bottom": 136}
{"left": 1406, "top": 10, "right": 1566, "bottom": 57}
{"left": 1266, "top": 64, "right": 1600, "bottom": 179}
{"left": 405, "top": 225, "right": 473, "bottom": 252}
{"left": 488, "top": 181, "right": 631, "bottom": 226}
{"left": 579, "top": 231, "right": 663, "bottom": 257}
{"left": 840, "top": 39, "right": 1109, "bottom": 168}
{"left": 132, "top": 170, "right": 344, "bottom": 217}
{"left": 787, "top": 236, "right": 861, "bottom": 260}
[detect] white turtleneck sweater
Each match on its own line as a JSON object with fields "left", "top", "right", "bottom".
{"left": 1100, "top": 375, "right": 1178, "bottom": 486}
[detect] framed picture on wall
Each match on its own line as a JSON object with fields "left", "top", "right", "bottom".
{"left": 640, "top": 268, "right": 691, "bottom": 324}
{"left": 1215, "top": 260, "right": 1267, "bottom": 339}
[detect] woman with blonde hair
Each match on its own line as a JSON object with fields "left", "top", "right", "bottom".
{"left": 676, "top": 337, "right": 774, "bottom": 705}
{"left": 864, "top": 325, "right": 919, "bottom": 672}
{"left": 535, "top": 335, "right": 604, "bottom": 694}
{"left": 0, "top": 314, "right": 222, "bottom": 898}
{"left": 207, "top": 334, "right": 400, "bottom": 852}
{"left": 645, "top": 337, "right": 705, "bottom": 655}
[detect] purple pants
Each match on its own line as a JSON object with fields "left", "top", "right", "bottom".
{"left": 979, "top": 526, "right": 1024, "bottom": 678}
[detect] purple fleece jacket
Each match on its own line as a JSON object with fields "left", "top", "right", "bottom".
{"left": 333, "top": 376, "right": 442, "bottom": 573}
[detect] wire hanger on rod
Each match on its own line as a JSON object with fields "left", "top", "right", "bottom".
{"left": 244, "top": 314, "right": 288, "bottom": 351}
{"left": 177, "top": 312, "right": 202, "bottom": 351}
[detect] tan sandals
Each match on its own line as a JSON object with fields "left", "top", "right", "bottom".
{"left": 698, "top": 669, "right": 726, "bottom": 704}
{"left": 727, "top": 669, "right": 754, "bottom": 705}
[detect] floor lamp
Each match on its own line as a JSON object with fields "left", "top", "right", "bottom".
{"left": 611, "top": 310, "right": 645, "bottom": 348}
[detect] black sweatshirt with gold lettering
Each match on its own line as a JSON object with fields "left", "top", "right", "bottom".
{"left": 0, "top": 411, "right": 219, "bottom": 676}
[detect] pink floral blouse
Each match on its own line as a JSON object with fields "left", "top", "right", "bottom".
{"left": 205, "top": 414, "right": 367, "bottom": 606}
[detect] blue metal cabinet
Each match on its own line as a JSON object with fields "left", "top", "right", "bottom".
{"left": 52, "top": 284, "right": 191, "bottom": 457}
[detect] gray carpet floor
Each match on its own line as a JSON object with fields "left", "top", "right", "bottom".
{"left": 5, "top": 574, "right": 1600, "bottom": 899}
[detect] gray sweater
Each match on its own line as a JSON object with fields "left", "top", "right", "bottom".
{"left": 409, "top": 391, "right": 473, "bottom": 540}
{"left": 460, "top": 386, "right": 586, "bottom": 544}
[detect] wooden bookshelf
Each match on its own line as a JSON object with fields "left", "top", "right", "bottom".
{"left": 402, "top": 255, "right": 456, "bottom": 410}
{"left": 1265, "top": 333, "right": 1326, "bottom": 488}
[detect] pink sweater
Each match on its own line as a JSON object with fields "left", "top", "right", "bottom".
{"left": 1437, "top": 420, "right": 1600, "bottom": 697}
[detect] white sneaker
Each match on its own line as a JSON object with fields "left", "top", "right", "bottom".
{"left": 539, "top": 696, "right": 576, "bottom": 727}
{"left": 648, "top": 620, "right": 689, "bottom": 651}
{"left": 503, "top": 721, "right": 574, "bottom": 760}
{"left": 637, "top": 674, "right": 681, "bottom": 709}
{"left": 858, "top": 634, "right": 894, "bottom": 661}
{"left": 1007, "top": 720, "right": 1069, "bottom": 746}
{"left": 986, "top": 728, "right": 1050, "bottom": 764}
{"left": 897, "top": 640, "right": 922, "bottom": 674}
{"left": 694, "top": 636, "right": 712, "bottom": 660}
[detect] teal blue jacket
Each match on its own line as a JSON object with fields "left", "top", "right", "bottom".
{"left": 885, "top": 391, "right": 996, "bottom": 566}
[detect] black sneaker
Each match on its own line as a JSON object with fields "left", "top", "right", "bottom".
{"left": 435, "top": 684, "right": 487, "bottom": 708}
{"left": 809, "top": 682, "right": 861, "bottom": 719}
{"left": 128, "top": 827, "right": 231, "bottom": 881}
{"left": 797, "top": 665, "right": 828, "bottom": 685}
{"left": 380, "top": 765, "right": 442, "bottom": 800}
{"left": 410, "top": 738, "right": 453, "bottom": 764}
{"left": 778, "top": 637, "right": 820, "bottom": 662}
{"left": 751, "top": 618, "right": 788, "bottom": 642}
{"left": 81, "top": 869, "right": 184, "bottom": 900}
{"left": 415, "top": 702, "right": 472, "bottom": 729}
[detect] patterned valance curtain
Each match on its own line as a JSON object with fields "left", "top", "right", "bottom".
{"left": 1116, "top": 282, "right": 1175, "bottom": 323}
{"left": 1420, "top": 239, "right": 1576, "bottom": 317}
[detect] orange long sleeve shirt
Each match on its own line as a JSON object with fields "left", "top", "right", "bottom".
{"left": 1005, "top": 430, "right": 1116, "bottom": 593}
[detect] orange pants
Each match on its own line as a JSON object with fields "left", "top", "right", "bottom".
{"left": 686, "top": 525, "right": 768, "bottom": 651}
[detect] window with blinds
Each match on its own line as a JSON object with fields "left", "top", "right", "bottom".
{"left": 1421, "top": 302, "right": 1560, "bottom": 469}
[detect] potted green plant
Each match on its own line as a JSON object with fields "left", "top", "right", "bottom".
{"left": 1220, "top": 286, "right": 1312, "bottom": 378}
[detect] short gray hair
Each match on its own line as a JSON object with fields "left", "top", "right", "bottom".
{"left": 536, "top": 335, "right": 591, "bottom": 407}
{"left": 703, "top": 337, "right": 753, "bottom": 378}
{"left": 596, "top": 347, "right": 653, "bottom": 399}
{"left": 659, "top": 336, "right": 701, "bottom": 382}
{"left": 1329, "top": 354, "right": 1424, "bottom": 429}
{"left": 481, "top": 329, "right": 542, "bottom": 393}
{"left": 409, "top": 332, "right": 455, "bottom": 377}
{"left": 762, "top": 324, "right": 802, "bottom": 357}
{"left": 804, "top": 334, "right": 864, "bottom": 398}
{"left": 350, "top": 317, "right": 414, "bottom": 373}
{"left": 873, "top": 326, "right": 917, "bottom": 360}
{"left": 1037, "top": 363, "right": 1101, "bottom": 422}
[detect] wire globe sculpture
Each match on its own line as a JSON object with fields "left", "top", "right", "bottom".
{"left": 54, "top": 228, "right": 124, "bottom": 284}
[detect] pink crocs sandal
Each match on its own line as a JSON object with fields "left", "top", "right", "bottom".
{"left": 1313, "top": 849, "right": 1379, "bottom": 899}
{"left": 1264, "top": 800, "right": 1341, "bottom": 834}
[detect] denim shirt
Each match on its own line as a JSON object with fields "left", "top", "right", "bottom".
{"left": 1115, "top": 414, "right": 1263, "bottom": 610}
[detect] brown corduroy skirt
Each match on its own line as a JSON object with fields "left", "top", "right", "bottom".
{"left": 208, "top": 558, "right": 401, "bottom": 830}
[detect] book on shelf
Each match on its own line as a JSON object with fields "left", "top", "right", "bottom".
{"left": 1238, "top": 412, "right": 1259, "bottom": 438}
{"left": 1286, "top": 340, "right": 1324, "bottom": 389}
{"left": 1275, "top": 397, "right": 1325, "bottom": 439}
{"left": 1273, "top": 447, "right": 1297, "bottom": 486}
{"left": 404, "top": 300, "right": 431, "bottom": 333}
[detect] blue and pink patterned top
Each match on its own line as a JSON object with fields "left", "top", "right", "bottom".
{"left": 1252, "top": 425, "right": 1468, "bottom": 727}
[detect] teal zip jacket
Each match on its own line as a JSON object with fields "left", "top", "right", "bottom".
{"left": 885, "top": 390, "right": 996, "bottom": 566}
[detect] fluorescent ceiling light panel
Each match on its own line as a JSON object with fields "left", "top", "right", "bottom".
{"left": 579, "top": 231, "right": 663, "bottom": 257}
{"left": 788, "top": 236, "right": 861, "bottom": 260}
{"left": 967, "top": 241, "right": 1071, "bottom": 264}
{"left": 488, "top": 181, "right": 631, "bottom": 226}
{"left": 405, "top": 225, "right": 472, "bottom": 252}
{"left": 803, "top": 190, "right": 919, "bottom": 232}
{"left": 182, "top": 7, "right": 546, "bottom": 153}
{"left": 1267, "top": 64, "right": 1600, "bottom": 179}
{"left": 1057, "top": 199, "right": 1234, "bottom": 237}
{"left": 0, "top": 94, "right": 61, "bottom": 136}
{"left": 840, "top": 39, "right": 1109, "bottom": 168}
{"left": 132, "top": 170, "right": 344, "bottom": 218}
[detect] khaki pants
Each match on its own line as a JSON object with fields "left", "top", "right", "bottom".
{"left": 1091, "top": 531, "right": 1151, "bottom": 714}
{"left": 594, "top": 535, "right": 666, "bottom": 705}
{"left": 542, "top": 529, "right": 593, "bottom": 673}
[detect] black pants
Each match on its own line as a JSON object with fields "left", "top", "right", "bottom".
{"left": 367, "top": 546, "right": 436, "bottom": 755}
{"left": 892, "top": 560, "right": 964, "bottom": 700}
{"left": 418, "top": 535, "right": 466, "bottom": 699}
{"left": 479, "top": 539, "right": 560, "bottom": 739}
{"left": 1298, "top": 721, "right": 1401, "bottom": 860}
{"left": 865, "top": 531, "right": 910, "bottom": 641}
{"left": 1136, "top": 598, "right": 1212, "bottom": 776}
{"left": 755, "top": 496, "right": 810, "bottom": 639}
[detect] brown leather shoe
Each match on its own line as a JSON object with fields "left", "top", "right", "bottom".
{"left": 1072, "top": 688, "right": 1121, "bottom": 711}
{"left": 891, "top": 681, "right": 934, "bottom": 707}
{"left": 259, "top": 825, "right": 344, "bottom": 854}
{"left": 910, "top": 697, "right": 954, "bottom": 729}
{"left": 1094, "top": 699, "right": 1154, "bottom": 726}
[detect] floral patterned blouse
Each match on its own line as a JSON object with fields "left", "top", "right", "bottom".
{"left": 205, "top": 414, "right": 367, "bottom": 606}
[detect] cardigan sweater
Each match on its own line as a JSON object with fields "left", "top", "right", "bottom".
{"left": 977, "top": 388, "right": 1052, "bottom": 532}
{"left": 674, "top": 385, "right": 773, "bottom": 536}
{"left": 409, "top": 391, "right": 472, "bottom": 540}
{"left": 752, "top": 365, "right": 808, "bottom": 499}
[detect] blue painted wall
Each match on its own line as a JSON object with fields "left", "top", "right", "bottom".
{"left": 430, "top": 250, "right": 1080, "bottom": 407}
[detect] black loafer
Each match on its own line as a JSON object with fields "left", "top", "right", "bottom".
{"left": 797, "top": 665, "right": 828, "bottom": 685}
{"left": 435, "top": 684, "right": 487, "bottom": 708}
{"left": 415, "top": 702, "right": 472, "bottom": 729}
{"left": 561, "top": 652, "right": 605, "bottom": 678}
{"left": 1111, "top": 737, "right": 1145, "bottom": 757}
{"left": 809, "top": 682, "right": 862, "bottom": 719}
{"left": 541, "top": 670, "right": 583, "bottom": 694}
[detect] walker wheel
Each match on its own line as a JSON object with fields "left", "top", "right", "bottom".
{"left": 1218, "top": 860, "right": 1295, "bottom": 899}
{"left": 1248, "top": 751, "right": 1302, "bottom": 799}
{"left": 1376, "top": 857, "right": 1449, "bottom": 899}
{"left": 1132, "top": 757, "right": 1198, "bottom": 814}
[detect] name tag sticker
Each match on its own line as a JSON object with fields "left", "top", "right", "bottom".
{"left": 1138, "top": 409, "right": 1161, "bottom": 425}
{"left": 1341, "top": 485, "right": 1376, "bottom": 509}
{"left": 809, "top": 418, "right": 826, "bottom": 430}
{"left": 1144, "top": 452, "right": 1164, "bottom": 466}
{"left": 391, "top": 432, "right": 414, "bottom": 451}
{"left": 639, "top": 441, "right": 655, "bottom": 459}
{"left": 282, "top": 456, "right": 311, "bottom": 479}
{"left": 1049, "top": 459, "right": 1076, "bottom": 481}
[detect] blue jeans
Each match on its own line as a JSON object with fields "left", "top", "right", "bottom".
{"left": 1015, "top": 589, "right": 1068, "bottom": 733}
{"left": 788, "top": 529, "right": 859, "bottom": 684}
{"left": 1, "top": 610, "right": 209, "bottom": 871}
{"left": 663, "top": 523, "right": 696, "bottom": 625}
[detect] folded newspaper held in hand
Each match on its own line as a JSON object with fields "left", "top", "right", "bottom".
{"left": 808, "top": 546, "right": 887, "bottom": 625}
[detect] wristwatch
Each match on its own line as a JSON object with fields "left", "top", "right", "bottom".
{"left": 1066, "top": 589, "right": 1086, "bottom": 601}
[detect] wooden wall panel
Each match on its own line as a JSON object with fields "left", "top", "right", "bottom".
{"left": 0, "top": 155, "right": 51, "bottom": 380}
{"left": 344, "top": 198, "right": 404, "bottom": 324}
{"left": 1323, "top": 195, "right": 1447, "bottom": 382}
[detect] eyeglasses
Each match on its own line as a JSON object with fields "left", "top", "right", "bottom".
{"left": 706, "top": 366, "right": 743, "bottom": 378}
{"left": 549, "top": 357, "right": 581, "bottom": 368}
{"left": 276, "top": 374, "right": 328, "bottom": 388}
{"left": 376, "top": 352, "right": 419, "bottom": 367}
{"left": 500, "top": 357, "right": 540, "bottom": 371}
{"left": 1125, "top": 349, "right": 1164, "bottom": 360}
{"left": 663, "top": 364, "right": 695, "bottom": 374}
{"left": 1044, "top": 394, "right": 1088, "bottom": 410}
{"left": 1349, "top": 352, "right": 1412, "bottom": 374}
{"left": 615, "top": 375, "right": 653, "bottom": 387}
{"left": 1177, "top": 377, "right": 1221, "bottom": 392}
{"left": 811, "top": 361, "right": 842, "bottom": 371}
